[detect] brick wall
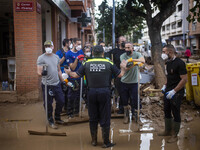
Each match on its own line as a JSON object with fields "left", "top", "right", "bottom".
{"left": 13, "top": 0, "right": 42, "bottom": 96}
{"left": 68, "top": 22, "right": 78, "bottom": 38}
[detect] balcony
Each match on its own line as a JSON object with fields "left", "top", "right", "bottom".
{"left": 65, "top": 0, "right": 86, "bottom": 17}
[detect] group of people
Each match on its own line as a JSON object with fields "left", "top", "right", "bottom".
{"left": 37, "top": 36, "right": 187, "bottom": 148}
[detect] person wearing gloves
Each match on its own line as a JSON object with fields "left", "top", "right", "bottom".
{"left": 120, "top": 42, "right": 145, "bottom": 124}
{"left": 159, "top": 44, "right": 187, "bottom": 143}
{"left": 65, "top": 38, "right": 84, "bottom": 117}
{"left": 37, "top": 40, "right": 67, "bottom": 129}
{"left": 65, "top": 45, "right": 127, "bottom": 148}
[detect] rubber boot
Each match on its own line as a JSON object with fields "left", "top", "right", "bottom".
{"left": 102, "top": 126, "right": 115, "bottom": 148}
{"left": 90, "top": 123, "right": 98, "bottom": 146}
{"left": 158, "top": 118, "right": 172, "bottom": 136}
{"left": 167, "top": 121, "right": 180, "bottom": 143}
{"left": 123, "top": 106, "right": 129, "bottom": 124}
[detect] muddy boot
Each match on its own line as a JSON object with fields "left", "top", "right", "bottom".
{"left": 123, "top": 106, "right": 129, "bottom": 124}
{"left": 158, "top": 118, "right": 172, "bottom": 136}
{"left": 90, "top": 123, "right": 98, "bottom": 146}
{"left": 102, "top": 126, "right": 115, "bottom": 148}
{"left": 167, "top": 121, "right": 180, "bottom": 143}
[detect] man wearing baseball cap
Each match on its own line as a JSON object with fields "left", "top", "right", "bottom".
{"left": 37, "top": 40, "right": 67, "bottom": 129}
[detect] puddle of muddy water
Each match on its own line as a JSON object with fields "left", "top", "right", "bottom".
{"left": 1, "top": 102, "right": 200, "bottom": 150}
{"left": 140, "top": 133, "right": 153, "bottom": 150}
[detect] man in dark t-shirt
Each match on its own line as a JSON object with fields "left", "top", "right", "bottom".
{"left": 65, "top": 45, "right": 127, "bottom": 148}
{"left": 109, "top": 36, "right": 126, "bottom": 114}
{"left": 158, "top": 44, "right": 187, "bottom": 143}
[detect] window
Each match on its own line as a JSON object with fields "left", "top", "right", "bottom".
{"left": 177, "top": 20, "right": 182, "bottom": 28}
{"left": 192, "top": 20, "right": 197, "bottom": 31}
{"left": 162, "top": 26, "right": 165, "bottom": 31}
{"left": 178, "top": 4, "right": 182, "bottom": 12}
{"left": 171, "top": 22, "right": 176, "bottom": 29}
{"left": 166, "top": 24, "right": 170, "bottom": 30}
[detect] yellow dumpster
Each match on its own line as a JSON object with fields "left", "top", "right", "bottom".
{"left": 185, "top": 63, "right": 194, "bottom": 101}
{"left": 191, "top": 62, "right": 200, "bottom": 106}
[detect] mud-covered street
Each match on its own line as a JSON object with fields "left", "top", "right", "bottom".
{"left": 0, "top": 99, "right": 200, "bottom": 150}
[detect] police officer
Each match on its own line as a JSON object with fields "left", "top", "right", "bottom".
{"left": 37, "top": 40, "right": 66, "bottom": 129}
{"left": 65, "top": 45, "right": 127, "bottom": 148}
{"left": 158, "top": 44, "right": 187, "bottom": 143}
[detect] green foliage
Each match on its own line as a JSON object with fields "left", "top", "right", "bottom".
{"left": 95, "top": 1, "right": 144, "bottom": 44}
{"left": 187, "top": 0, "right": 200, "bottom": 23}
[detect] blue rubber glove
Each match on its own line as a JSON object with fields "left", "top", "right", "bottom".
{"left": 161, "top": 85, "right": 166, "bottom": 94}
{"left": 166, "top": 89, "right": 176, "bottom": 99}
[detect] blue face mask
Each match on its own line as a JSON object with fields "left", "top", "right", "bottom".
{"left": 126, "top": 51, "right": 132, "bottom": 56}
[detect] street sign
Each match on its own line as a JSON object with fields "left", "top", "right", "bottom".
{"left": 15, "top": 2, "right": 34, "bottom": 12}
{"left": 77, "top": 12, "right": 91, "bottom": 27}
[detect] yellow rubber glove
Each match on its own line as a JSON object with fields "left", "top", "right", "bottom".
{"left": 126, "top": 58, "right": 144, "bottom": 67}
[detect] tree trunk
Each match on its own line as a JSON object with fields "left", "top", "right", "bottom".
{"left": 148, "top": 26, "right": 166, "bottom": 89}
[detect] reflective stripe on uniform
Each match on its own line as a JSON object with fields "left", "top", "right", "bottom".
{"left": 86, "top": 58, "right": 113, "bottom": 65}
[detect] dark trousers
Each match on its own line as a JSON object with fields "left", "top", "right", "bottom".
{"left": 42, "top": 82, "right": 65, "bottom": 120}
{"left": 164, "top": 90, "right": 184, "bottom": 122}
{"left": 120, "top": 82, "right": 138, "bottom": 112}
{"left": 114, "top": 78, "right": 123, "bottom": 111}
{"left": 67, "top": 80, "right": 80, "bottom": 115}
{"left": 88, "top": 87, "right": 111, "bottom": 128}
{"left": 64, "top": 89, "right": 68, "bottom": 111}
{"left": 186, "top": 56, "right": 189, "bottom": 63}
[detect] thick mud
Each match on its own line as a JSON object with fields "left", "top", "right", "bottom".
{"left": 0, "top": 101, "right": 200, "bottom": 150}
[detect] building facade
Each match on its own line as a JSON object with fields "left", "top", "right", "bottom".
{"left": 188, "top": 0, "right": 200, "bottom": 54}
{"left": 142, "top": 0, "right": 190, "bottom": 49}
{"left": 0, "top": 0, "right": 95, "bottom": 101}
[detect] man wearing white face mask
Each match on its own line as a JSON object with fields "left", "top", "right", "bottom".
{"left": 65, "top": 38, "right": 84, "bottom": 117}
{"left": 37, "top": 40, "right": 66, "bottom": 129}
{"left": 158, "top": 44, "right": 187, "bottom": 143}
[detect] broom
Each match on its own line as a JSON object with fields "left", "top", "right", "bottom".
{"left": 28, "top": 64, "right": 66, "bottom": 136}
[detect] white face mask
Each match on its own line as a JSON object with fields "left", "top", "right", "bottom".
{"left": 45, "top": 47, "right": 52, "bottom": 54}
{"left": 76, "top": 45, "right": 82, "bottom": 51}
{"left": 161, "top": 53, "right": 168, "bottom": 60}
{"left": 69, "top": 43, "right": 73, "bottom": 49}
{"left": 85, "top": 52, "right": 91, "bottom": 57}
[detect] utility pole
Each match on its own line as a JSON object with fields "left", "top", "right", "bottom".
{"left": 77, "top": 12, "right": 91, "bottom": 117}
{"left": 112, "top": 0, "right": 115, "bottom": 49}
{"left": 99, "top": 1, "right": 106, "bottom": 43}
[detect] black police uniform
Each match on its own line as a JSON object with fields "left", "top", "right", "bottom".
{"left": 164, "top": 57, "right": 187, "bottom": 122}
{"left": 109, "top": 48, "right": 126, "bottom": 113}
{"left": 77, "top": 58, "right": 120, "bottom": 127}
{"left": 77, "top": 57, "right": 120, "bottom": 147}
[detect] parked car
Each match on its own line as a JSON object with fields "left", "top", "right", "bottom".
{"left": 175, "top": 45, "right": 185, "bottom": 58}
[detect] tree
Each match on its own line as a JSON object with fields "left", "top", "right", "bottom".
{"left": 187, "top": 0, "right": 200, "bottom": 22}
{"left": 96, "top": 1, "right": 144, "bottom": 44}
{"left": 126, "top": 0, "right": 179, "bottom": 88}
